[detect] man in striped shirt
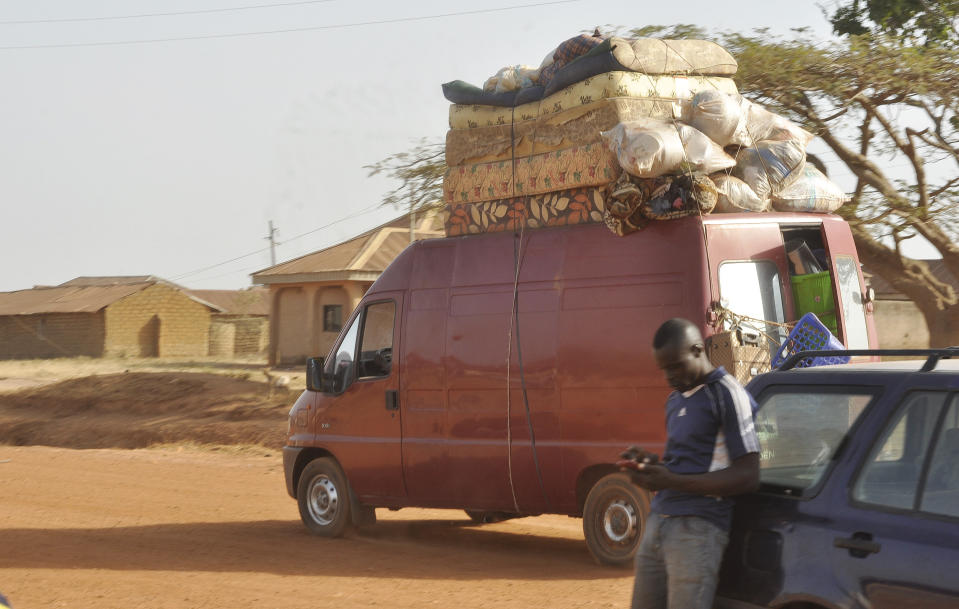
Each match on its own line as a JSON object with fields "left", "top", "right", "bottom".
{"left": 627, "top": 318, "right": 760, "bottom": 609}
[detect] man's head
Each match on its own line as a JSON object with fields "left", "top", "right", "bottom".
{"left": 652, "top": 318, "right": 715, "bottom": 392}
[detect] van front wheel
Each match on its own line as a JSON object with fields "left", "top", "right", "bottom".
{"left": 297, "top": 458, "right": 352, "bottom": 537}
{"left": 583, "top": 473, "right": 649, "bottom": 566}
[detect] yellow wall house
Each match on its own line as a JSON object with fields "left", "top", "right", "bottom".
{"left": 0, "top": 276, "right": 222, "bottom": 359}
{"left": 252, "top": 212, "right": 443, "bottom": 366}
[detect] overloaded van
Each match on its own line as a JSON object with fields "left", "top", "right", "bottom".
{"left": 282, "top": 212, "right": 878, "bottom": 565}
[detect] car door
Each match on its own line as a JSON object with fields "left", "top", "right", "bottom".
{"left": 316, "top": 294, "right": 406, "bottom": 502}
{"left": 829, "top": 388, "right": 959, "bottom": 608}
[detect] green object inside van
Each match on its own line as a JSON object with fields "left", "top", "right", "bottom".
{"left": 791, "top": 271, "right": 838, "bottom": 336}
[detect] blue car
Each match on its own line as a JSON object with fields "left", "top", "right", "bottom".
{"left": 716, "top": 349, "right": 959, "bottom": 609}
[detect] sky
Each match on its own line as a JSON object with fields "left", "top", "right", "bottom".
{"left": 0, "top": 0, "right": 898, "bottom": 293}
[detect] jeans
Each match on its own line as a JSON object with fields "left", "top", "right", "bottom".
{"left": 630, "top": 513, "right": 730, "bottom": 609}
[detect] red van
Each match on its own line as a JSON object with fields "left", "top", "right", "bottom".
{"left": 282, "top": 212, "right": 877, "bottom": 565}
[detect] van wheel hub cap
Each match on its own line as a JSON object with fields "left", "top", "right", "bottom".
{"left": 603, "top": 499, "right": 637, "bottom": 543}
{"left": 307, "top": 475, "right": 339, "bottom": 525}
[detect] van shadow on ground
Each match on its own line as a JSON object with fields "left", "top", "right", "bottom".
{"left": 0, "top": 518, "right": 626, "bottom": 580}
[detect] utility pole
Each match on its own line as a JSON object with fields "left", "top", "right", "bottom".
{"left": 266, "top": 221, "right": 278, "bottom": 266}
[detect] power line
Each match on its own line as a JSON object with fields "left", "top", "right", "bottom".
{"left": 0, "top": 0, "right": 583, "bottom": 50}
{"left": 171, "top": 203, "right": 385, "bottom": 281}
{"left": 171, "top": 247, "right": 271, "bottom": 281}
{"left": 0, "top": 0, "right": 338, "bottom": 25}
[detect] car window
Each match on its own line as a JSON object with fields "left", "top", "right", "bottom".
{"left": 853, "top": 391, "right": 948, "bottom": 510}
{"left": 357, "top": 301, "right": 395, "bottom": 380}
{"left": 755, "top": 389, "right": 873, "bottom": 492}
{"left": 920, "top": 396, "right": 959, "bottom": 518}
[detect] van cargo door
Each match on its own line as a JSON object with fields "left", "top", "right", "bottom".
{"left": 820, "top": 217, "right": 876, "bottom": 348}
{"left": 706, "top": 222, "right": 791, "bottom": 351}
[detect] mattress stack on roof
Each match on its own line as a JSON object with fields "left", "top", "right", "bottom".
{"left": 441, "top": 34, "right": 849, "bottom": 238}
{"left": 441, "top": 35, "right": 740, "bottom": 235}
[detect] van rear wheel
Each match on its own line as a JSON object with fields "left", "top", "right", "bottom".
{"left": 583, "top": 473, "right": 649, "bottom": 566}
{"left": 297, "top": 458, "right": 352, "bottom": 537}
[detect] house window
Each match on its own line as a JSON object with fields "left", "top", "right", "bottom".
{"left": 323, "top": 305, "right": 343, "bottom": 332}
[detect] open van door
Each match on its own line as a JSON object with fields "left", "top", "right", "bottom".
{"left": 705, "top": 220, "right": 792, "bottom": 356}
{"left": 820, "top": 216, "right": 877, "bottom": 349}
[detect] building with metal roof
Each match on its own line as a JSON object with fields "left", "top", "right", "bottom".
{"left": 0, "top": 278, "right": 221, "bottom": 359}
{"left": 251, "top": 211, "right": 443, "bottom": 365}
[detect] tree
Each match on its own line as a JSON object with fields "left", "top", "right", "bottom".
{"left": 365, "top": 138, "right": 446, "bottom": 212}
{"left": 829, "top": 0, "right": 959, "bottom": 46}
{"left": 718, "top": 30, "right": 959, "bottom": 345}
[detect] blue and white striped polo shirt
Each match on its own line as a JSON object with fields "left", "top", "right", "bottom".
{"left": 650, "top": 366, "right": 760, "bottom": 530}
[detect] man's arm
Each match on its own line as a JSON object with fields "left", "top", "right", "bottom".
{"left": 628, "top": 452, "right": 760, "bottom": 496}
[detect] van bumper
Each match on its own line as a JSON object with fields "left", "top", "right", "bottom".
{"left": 283, "top": 446, "right": 305, "bottom": 499}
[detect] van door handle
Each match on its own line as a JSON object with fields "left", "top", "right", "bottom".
{"left": 834, "top": 532, "right": 881, "bottom": 558}
{"left": 385, "top": 390, "right": 399, "bottom": 412}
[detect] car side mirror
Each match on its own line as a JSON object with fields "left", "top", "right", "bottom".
{"left": 306, "top": 357, "right": 325, "bottom": 393}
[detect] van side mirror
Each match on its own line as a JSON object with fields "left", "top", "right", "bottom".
{"left": 306, "top": 357, "right": 325, "bottom": 392}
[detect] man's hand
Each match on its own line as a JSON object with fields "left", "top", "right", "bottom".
{"left": 629, "top": 463, "right": 675, "bottom": 492}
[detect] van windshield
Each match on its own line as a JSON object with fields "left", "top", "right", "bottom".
{"left": 755, "top": 388, "right": 875, "bottom": 494}
{"left": 718, "top": 260, "right": 787, "bottom": 354}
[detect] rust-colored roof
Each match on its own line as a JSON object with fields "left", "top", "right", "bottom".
{"left": 252, "top": 211, "right": 444, "bottom": 284}
{"left": 188, "top": 289, "right": 270, "bottom": 315}
{"left": 0, "top": 278, "right": 225, "bottom": 316}
{"left": 59, "top": 275, "right": 176, "bottom": 287}
{"left": 0, "top": 284, "right": 152, "bottom": 315}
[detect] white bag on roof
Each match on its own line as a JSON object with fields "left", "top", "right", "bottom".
{"left": 733, "top": 139, "right": 807, "bottom": 200}
{"left": 601, "top": 119, "right": 735, "bottom": 178}
{"left": 712, "top": 174, "right": 769, "bottom": 212}
{"left": 772, "top": 165, "right": 849, "bottom": 212}
{"left": 688, "top": 91, "right": 814, "bottom": 147}
{"left": 483, "top": 65, "right": 540, "bottom": 93}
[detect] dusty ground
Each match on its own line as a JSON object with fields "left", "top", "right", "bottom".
{"left": 1, "top": 446, "right": 632, "bottom": 609}
{"left": 0, "top": 360, "right": 633, "bottom": 608}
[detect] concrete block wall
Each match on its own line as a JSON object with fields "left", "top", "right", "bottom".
{"left": 104, "top": 283, "right": 212, "bottom": 357}
{"left": 873, "top": 299, "right": 930, "bottom": 349}
{"left": 207, "top": 315, "right": 268, "bottom": 357}
{"left": 232, "top": 316, "right": 268, "bottom": 355}
{"left": 0, "top": 312, "right": 105, "bottom": 359}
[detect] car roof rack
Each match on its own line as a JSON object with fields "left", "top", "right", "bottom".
{"left": 777, "top": 348, "right": 959, "bottom": 372}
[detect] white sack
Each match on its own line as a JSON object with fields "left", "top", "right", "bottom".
{"left": 772, "top": 165, "right": 849, "bottom": 213}
{"left": 712, "top": 174, "right": 769, "bottom": 212}
{"left": 601, "top": 119, "right": 735, "bottom": 179}
{"left": 733, "top": 139, "right": 807, "bottom": 200}
{"left": 483, "top": 65, "right": 540, "bottom": 93}
{"left": 688, "top": 91, "right": 815, "bottom": 147}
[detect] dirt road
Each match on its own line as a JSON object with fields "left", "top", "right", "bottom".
{"left": 0, "top": 445, "right": 632, "bottom": 609}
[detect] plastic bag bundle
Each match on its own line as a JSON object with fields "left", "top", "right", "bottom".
{"left": 483, "top": 65, "right": 540, "bottom": 93}
{"left": 687, "top": 90, "right": 749, "bottom": 147}
{"left": 712, "top": 174, "right": 769, "bottom": 212}
{"left": 601, "top": 119, "right": 735, "bottom": 179}
{"left": 733, "top": 139, "right": 807, "bottom": 200}
{"left": 772, "top": 165, "right": 849, "bottom": 213}
{"left": 741, "top": 100, "right": 814, "bottom": 146}
{"left": 688, "top": 92, "right": 814, "bottom": 148}
{"left": 675, "top": 123, "right": 737, "bottom": 174}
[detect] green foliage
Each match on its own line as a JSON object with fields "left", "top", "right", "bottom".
{"left": 829, "top": 0, "right": 959, "bottom": 46}
{"left": 365, "top": 138, "right": 446, "bottom": 212}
